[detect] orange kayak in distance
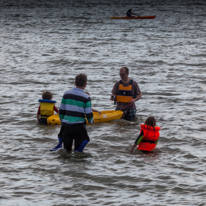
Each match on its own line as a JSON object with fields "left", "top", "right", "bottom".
{"left": 110, "top": 16, "right": 156, "bottom": 19}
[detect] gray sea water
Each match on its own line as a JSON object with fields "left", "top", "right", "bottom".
{"left": 0, "top": 0, "right": 206, "bottom": 205}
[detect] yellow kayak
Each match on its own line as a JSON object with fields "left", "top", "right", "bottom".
{"left": 92, "top": 110, "right": 123, "bottom": 123}
{"left": 47, "top": 110, "right": 123, "bottom": 125}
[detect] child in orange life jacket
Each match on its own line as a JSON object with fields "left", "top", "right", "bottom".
{"left": 130, "top": 116, "right": 161, "bottom": 153}
{"left": 37, "top": 91, "right": 59, "bottom": 124}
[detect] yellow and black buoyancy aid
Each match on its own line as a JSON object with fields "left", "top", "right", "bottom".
{"left": 116, "top": 80, "right": 136, "bottom": 103}
{"left": 39, "top": 99, "right": 56, "bottom": 118}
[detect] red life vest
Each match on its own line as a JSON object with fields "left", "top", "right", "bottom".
{"left": 137, "top": 124, "right": 161, "bottom": 151}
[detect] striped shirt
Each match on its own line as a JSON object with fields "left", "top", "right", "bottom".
{"left": 59, "top": 87, "right": 93, "bottom": 125}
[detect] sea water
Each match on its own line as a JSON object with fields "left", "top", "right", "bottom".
{"left": 0, "top": 0, "right": 206, "bottom": 205}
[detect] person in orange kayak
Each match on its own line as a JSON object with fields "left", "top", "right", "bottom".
{"left": 110, "top": 67, "right": 142, "bottom": 120}
{"left": 130, "top": 116, "right": 161, "bottom": 152}
{"left": 37, "top": 91, "right": 59, "bottom": 124}
{"left": 126, "top": 9, "right": 136, "bottom": 17}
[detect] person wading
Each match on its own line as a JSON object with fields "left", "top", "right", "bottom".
{"left": 110, "top": 67, "right": 142, "bottom": 121}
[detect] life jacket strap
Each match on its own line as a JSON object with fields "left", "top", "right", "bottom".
{"left": 141, "top": 140, "right": 156, "bottom": 144}
{"left": 41, "top": 115, "right": 50, "bottom": 118}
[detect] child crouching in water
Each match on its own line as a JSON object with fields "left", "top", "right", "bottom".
{"left": 37, "top": 91, "right": 59, "bottom": 124}
{"left": 130, "top": 116, "right": 161, "bottom": 153}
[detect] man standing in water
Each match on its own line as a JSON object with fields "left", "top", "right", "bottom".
{"left": 58, "top": 73, "right": 93, "bottom": 152}
{"left": 110, "top": 67, "right": 142, "bottom": 121}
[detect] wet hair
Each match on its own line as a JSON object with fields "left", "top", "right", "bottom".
{"left": 121, "top": 67, "right": 129, "bottom": 74}
{"left": 144, "top": 116, "right": 156, "bottom": 128}
{"left": 42, "top": 91, "right": 53, "bottom": 100}
{"left": 75, "top": 73, "right": 87, "bottom": 87}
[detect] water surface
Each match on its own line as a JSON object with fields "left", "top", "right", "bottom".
{"left": 0, "top": 0, "right": 206, "bottom": 205}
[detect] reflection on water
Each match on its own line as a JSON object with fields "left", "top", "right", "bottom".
{"left": 0, "top": 0, "right": 206, "bottom": 205}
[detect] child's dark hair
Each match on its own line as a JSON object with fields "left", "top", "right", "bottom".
{"left": 42, "top": 91, "right": 53, "bottom": 100}
{"left": 145, "top": 116, "right": 156, "bottom": 128}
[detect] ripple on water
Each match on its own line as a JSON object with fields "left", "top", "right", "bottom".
{"left": 1, "top": 0, "right": 206, "bottom": 205}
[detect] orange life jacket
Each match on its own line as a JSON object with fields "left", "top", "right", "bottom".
{"left": 116, "top": 80, "right": 136, "bottom": 103}
{"left": 137, "top": 124, "right": 161, "bottom": 151}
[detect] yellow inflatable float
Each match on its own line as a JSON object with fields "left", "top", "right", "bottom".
{"left": 47, "top": 110, "right": 123, "bottom": 125}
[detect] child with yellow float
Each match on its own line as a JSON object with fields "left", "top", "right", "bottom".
{"left": 37, "top": 91, "right": 59, "bottom": 124}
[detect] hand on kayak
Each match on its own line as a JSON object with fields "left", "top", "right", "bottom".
{"left": 92, "top": 109, "right": 102, "bottom": 114}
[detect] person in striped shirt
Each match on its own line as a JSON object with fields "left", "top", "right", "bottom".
{"left": 56, "top": 73, "right": 93, "bottom": 152}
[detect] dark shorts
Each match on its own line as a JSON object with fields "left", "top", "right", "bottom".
{"left": 122, "top": 109, "right": 137, "bottom": 121}
{"left": 39, "top": 118, "right": 47, "bottom": 124}
{"left": 59, "top": 124, "right": 90, "bottom": 152}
